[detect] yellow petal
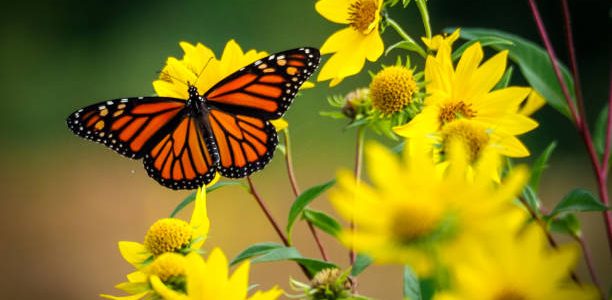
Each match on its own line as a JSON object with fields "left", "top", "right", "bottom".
{"left": 190, "top": 187, "right": 210, "bottom": 249}
{"left": 300, "top": 81, "right": 316, "bottom": 89}
{"left": 519, "top": 89, "right": 546, "bottom": 116}
{"left": 150, "top": 275, "right": 189, "bottom": 300}
{"left": 393, "top": 106, "right": 440, "bottom": 138}
{"left": 227, "top": 260, "right": 250, "bottom": 299}
{"left": 118, "top": 241, "right": 151, "bottom": 268}
{"left": 475, "top": 87, "right": 531, "bottom": 114}
{"left": 495, "top": 135, "right": 530, "bottom": 157}
{"left": 247, "top": 287, "right": 284, "bottom": 300}
{"left": 467, "top": 50, "right": 508, "bottom": 99}
{"left": 315, "top": 0, "right": 352, "bottom": 24}
{"left": 270, "top": 118, "right": 288, "bottom": 132}
{"left": 454, "top": 43, "right": 484, "bottom": 98}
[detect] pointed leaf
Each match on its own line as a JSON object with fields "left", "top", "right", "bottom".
{"left": 521, "top": 185, "right": 541, "bottom": 213}
{"left": 286, "top": 180, "right": 336, "bottom": 243}
{"left": 386, "top": 40, "right": 425, "bottom": 57}
{"left": 303, "top": 209, "right": 342, "bottom": 238}
{"left": 351, "top": 253, "right": 373, "bottom": 276}
{"left": 403, "top": 266, "right": 421, "bottom": 300}
{"left": 547, "top": 213, "right": 581, "bottom": 237}
{"left": 528, "top": 141, "right": 557, "bottom": 193}
{"left": 456, "top": 28, "right": 574, "bottom": 118}
{"left": 551, "top": 188, "right": 608, "bottom": 216}
{"left": 251, "top": 246, "right": 337, "bottom": 275}
{"left": 451, "top": 36, "right": 514, "bottom": 61}
{"left": 230, "top": 242, "right": 283, "bottom": 266}
{"left": 593, "top": 105, "right": 609, "bottom": 155}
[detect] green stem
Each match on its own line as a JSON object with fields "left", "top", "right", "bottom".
{"left": 414, "top": 0, "right": 432, "bottom": 40}
{"left": 386, "top": 17, "right": 427, "bottom": 58}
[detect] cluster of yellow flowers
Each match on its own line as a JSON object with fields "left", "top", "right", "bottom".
{"left": 97, "top": 0, "right": 605, "bottom": 299}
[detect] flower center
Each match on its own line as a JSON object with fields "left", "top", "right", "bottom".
{"left": 370, "top": 66, "right": 418, "bottom": 115}
{"left": 310, "top": 268, "right": 351, "bottom": 299}
{"left": 438, "top": 101, "right": 477, "bottom": 125}
{"left": 494, "top": 288, "right": 527, "bottom": 300}
{"left": 147, "top": 253, "right": 187, "bottom": 293}
{"left": 390, "top": 205, "right": 442, "bottom": 244}
{"left": 441, "top": 120, "right": 490, "bottom": 162}
{"left": 348, "top": 0, "right": 378, "bottom": 33}
{"left": 144, "top": 218, "right": 193, "bottom": 256}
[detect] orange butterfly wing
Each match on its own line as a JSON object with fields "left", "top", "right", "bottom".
{"left": 204, "top": 48, "right": 320, "bottom": 120}
{"left": 202, "top": 48, "right": 319, "bottom": 177}
{"left": 67, "top": 97, "right": 218, "bottom": 189}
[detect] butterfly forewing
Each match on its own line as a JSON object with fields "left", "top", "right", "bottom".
{"left": 67, "top": 97, "right": 187, "bottom": 159}
{"left": 204, "top": 47, "right": 320, "bottom": 120}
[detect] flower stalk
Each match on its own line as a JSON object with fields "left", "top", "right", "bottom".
{"left": 282, "top": 129, "right": 329, "bottom": 261}
{"left": 385, "top": 17, "right": 427, "bottom": 58}
{"left": 527, "top": 0, "right": 612, "bottom": 252}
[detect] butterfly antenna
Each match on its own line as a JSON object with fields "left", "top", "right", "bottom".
{"left": 193, "top": 57, "right": 214, "bottom": 86}
{"left": 156, "top": 70, "right": 190, "bottom": 89}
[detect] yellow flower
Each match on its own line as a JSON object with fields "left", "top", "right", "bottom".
{"left": 394, "top": 42, "right": 538, "bottom": 152}
{"left": 422, "top": 29, "right": 461, "bottom": 51}
{"left": 101, "top": 252, "right": 189, "bottom": 300}
{"left": 370, "top": 65, "right": 418, "bottom": 115}
{"left": 118, "top": 187, "right": 210, "bottom": 269}
{"left": 329, "top": 141, "right": 527, "bottom": 276}
{"left": 435, "top": 224, "right": 599, "bottom": 300}
{"left": 315, "top": 0, "right": 384, "bottom": 86}
{"left": 150, "top": 248, "right": 283, "bottom": 300}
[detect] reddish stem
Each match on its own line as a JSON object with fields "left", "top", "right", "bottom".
{"left": 573, "top": 234, "right": 604, "bottom": 298}
{"left": 282, "top": 130, "right": 329, "bottom": 261}
{"left": 527, "top": 0, "right": 612, "bottom": 252}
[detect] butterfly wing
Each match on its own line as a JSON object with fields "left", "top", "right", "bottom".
{"left": 143, "top": 115, "right": 219, "bottom": 189}
{"left": 204, "top": 47, "right": 320, "bottom": 120}
{"left": 207, "top": 108, "right": 277, "bottom": 178}
{"left": 67, "top": 97, "right": 218, "bottom": 189}
{"left": 67, "top": 97, "right": 187, "bottom": 158}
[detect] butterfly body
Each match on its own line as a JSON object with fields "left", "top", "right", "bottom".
{"left": 67, "top": 47, "right": 320, "bottom": 190}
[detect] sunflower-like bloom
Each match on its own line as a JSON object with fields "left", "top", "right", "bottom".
{"left": 329, "top": 141, "right": 527, "bottom": 276}
{"left": 150, "top": 248, "right": 283, "bottom": 300}
{"left": 435, "top": 224, "right": 599, "bottom": 300}
{"left": 152, "top": 40, "right": 288, "bottom": 131}
{"left": 118, "top": 187, "right": 210, "bottom": 270}
{"left": 394, "top": 41, "right": 538, "bottom": 158}
{"left": 315, "top": 0, "right": 384, "bottom": 86}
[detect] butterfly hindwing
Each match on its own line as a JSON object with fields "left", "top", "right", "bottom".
{"left": 204, "top": 47, "right": 320, "bottom": 120}
{"left": 67, "top": 97, "right": 187, "bottom": 159}
{"left": 208, "top": 108, "right": 278, "bottom": 178}
{"left": 143, "top": 115, "right": 219, "bottom": 189}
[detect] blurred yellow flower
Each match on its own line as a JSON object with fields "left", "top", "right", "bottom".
{"left": 118, "top": 187, "right": 210, "bottom": 269}
{"left": 421, "top": 29, "right": 461, "bottom": 50}
{"left": 435, "top": 224, "right": 599, "bottom": 300}
{"left": 329, "top": 141, "right": 527, "bottom": 276}
{"left": 315, "top": 0, "right": 384, "bottom": 86}
{"left": 150, "top": 248, "right": 283, "bottom": 300}
{"left": 394, "top": 42, "right": 538, "bottom": 157}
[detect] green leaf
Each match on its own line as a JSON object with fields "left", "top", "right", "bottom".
{"left": 386, "top": 40, "right": 424, "bottom": 56}
{"left": 528, "top": 141, "right": 557, "bottom": 193}
{"left": 521, "top": 185, "right": 541, "bottom": 213}
{"left": 403, "top": 266, "right": 421, "bottom": 300}
{"left": 451, "top": 36, "right": 514, "bottom": 61}
{"left": 286, "top": 180, "right": 336, "bottom": 243}
{"left": 551, "top": 188, "right": 608, "bottom": 216}
{"left": 593, "top": 105, "right": 609, "bottom": 155}
{"left": 251, "top": 247, "right": 337, "bottom": 275}
{"left": 457, "top": 28, "right": 575, "bottom": 118}
{"left": 170, "top": 181, "right": 246, "bottom": 217}
{"left": 303, "top": 209, "right": 342, "bottom": 238}
{"left": 494, "top": 65, "right": 514, "bottom": 90}
{"left": 351, "top": 253, "right": 373, "bottom": 276}
{"left": 230, "top": 242, "right": 283, "bottom": 266}
{"left": 548, "top": 213, "right": 581, "bottom": 236}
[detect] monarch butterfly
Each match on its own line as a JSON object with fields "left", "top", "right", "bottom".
{"left": 67, "top": 47, "right": 320, "bottom": 190}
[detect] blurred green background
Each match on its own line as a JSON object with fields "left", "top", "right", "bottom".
{"left": 0, "top": 0, "right": 609, "bottom": 299}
